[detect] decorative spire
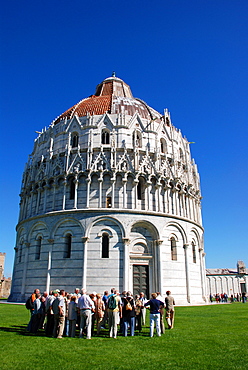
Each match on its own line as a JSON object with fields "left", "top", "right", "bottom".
{"left": 112, "top": 71, "right": 116, "bottom": 77}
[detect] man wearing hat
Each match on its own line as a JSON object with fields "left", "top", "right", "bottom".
{"left": 53, "top": 290, "right": 66, "bottom": 338}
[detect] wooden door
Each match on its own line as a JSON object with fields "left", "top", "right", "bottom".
{"left": 133, "top": 265, "right": 149, "bottom": 298}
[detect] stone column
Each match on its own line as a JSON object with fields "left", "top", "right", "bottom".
{"left": 174, "top": 189, "right": 179, "bottom": 216}
{"left": 74, "top": 176, "right": 79, "bottom": 209}
{"left": 52, "top": 182, "right": 57, "bottom": 210}
{"left": 156, "top": 183, "right": 162, "bottom": 212}
{"left": 199, "top": 248, "right": 207, "bottom": 301}
{"left": 111, "top": 176, "right": 115, "bottom": 208}
{"left": 225, "top": 277, "right": 229, "bottom": 295}
{"left": 122, "top": 178, "right": 127, "bottom": 209}
{"left": 29, "top": 186, "right": 35, "bottom": 218}
{"left": 155, "top": 240, "right": 163, "bottom": 293}
{"left": 220, "top": 277, "right": 223, "bottom": 294}
{"left": 36, "top": 184, "right": 42, "bottom": 214}
{"left": 21, "top": 242, "right": 30, "bottom": 298}
{"left": 133, "top": 179, "right": 138, "bottom": 209}
{"left": 146, "top": 180, "right": 152, "bottom": 211}
{"left": 62, "top": 178, "right": 67, "bottom": 210}
{"left": 98, "top": 176, "right": 103, "bottom": 208}
{"left": 183, "top": 243, "right": 190, "bottom": 303}
{"left": 186, "top": 194, "right": 191, "bottom": 220}
{"left": 86, "top": 177, "right": 91, "bottom": 208}
{"left": 82, "top": 237, "right": 89, "bottom": 289}
{"left": 207, "top": 277, "right": 211, "bottom": 295}
{"left": 122, "top": 238, "right": 130, "bottom": 292}
{"left": 46, "top": 239, "right": 54, "bottom": 293}
{"left": 43, "top": 183, "right": 49, "bottom": 213}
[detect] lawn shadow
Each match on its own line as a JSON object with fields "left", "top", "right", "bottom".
{"left": 0, "top": 325, "right": 47, "bottom": 336}
{"left": 0, "top": 325, "right": 150, "bottom": 338}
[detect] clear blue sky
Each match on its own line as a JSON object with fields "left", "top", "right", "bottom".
{"left": 1, "top": 1, "right": 247, "bottom": 277}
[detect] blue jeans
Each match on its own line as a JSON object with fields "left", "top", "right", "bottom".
{"left": 123, "top": 316, "right": 135, "bottom": 336}
{"left": 150, "top": 313, "right": 161, "bottom": 337}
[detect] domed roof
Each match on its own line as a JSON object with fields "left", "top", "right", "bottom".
{"left": 53, "top": 74, "right": 161, "bottom": 124}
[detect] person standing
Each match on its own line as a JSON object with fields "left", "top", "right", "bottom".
{"left": 145, "top": 293, "right": 164, "bottom": 337}
{"left": 27, "top": 288, "right": 40, "bottom": 332}
{"left": 101, "top": 290, "right": 109, "bottom": 329}
{"left": 139, "top": 292, "right": 147, "bottom": 326}
{"left": 242, "top": 292, "right": 247, "bottom": 303}
{"left": 77, "top": 289, "right": 95, "bottom": 339}
{"left": 94, "top": 293, "right": 105, "bottom": 335}
{"left": 30, "top": 293, "right": 42, "bottom": 333}
{"left": 68, "top": 296, "right": 78, "bottom": 337}
{"left": 135, "top": 294, "right": 143, "bottom": 332}
{"left": 122, "top": 292, "right": 136, "bottom": 336}
{"left": 165, "top": 290, "right": 175, "bottom": 329}
{"left": 53, "top": 290, "right": 66, "bottom": 338}
{"left": 108, "top": 289, "right": 122, "bottom": 338}
{"left": 45, "top": 290, "right": 57, "bottom": 336}
{"left": 156, "top": 292, "right": 165, "bottom": 334}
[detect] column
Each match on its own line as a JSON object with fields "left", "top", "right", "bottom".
{"left": 43, "top": 184, "right": 49, "bottom": 213}
{"left": 156, "top": 183, "right": 162, "bottom": 212}
{"left": 86, "top": 177, "right": 91, "bottom": 208}
{"left": 111, "top": 177, "right": 115, "bottom": 208}
{"left": 82, "top": 237, "right": 89, "bottom": 289}
{"left": 62, "top": 178, "right": 67, "bottom": 210}
{"left": 46, "top": 239, "right": 54, "bottom": 293}
{"left": 74, "top": 176, "right": 79, "bottom": 209}
{"left": 199, "top": 247, "right": 206, "bottom": 301}
{"left": 36, "top": 184, "right": 42, "bottom": 214}
{"left": 122, "top": 238, "right": 130, "bottom": 292}
{"left": 29, "top": 186, "right": 35, "bottom": 217}
{"left": 122, "top": 178, "right": 127, "bottom": 209}
{"left": 220, "top": 277, "right": 223, "bottom": 294}
{"left": 21, "top": 242, "right": 30, "bottom": 298}
{"left": 133, "top": 179, "right": 138, "bottom": 209}
{"left": 146, "top": 181, "right": 152, "bottom": 211}
{"left": 187, "top": 195, "right": 191, "bottom": 219}
{"left": 183, "top": 244, "right": 190, "bottom": 303}
{"left": 156, "top": 240, "right": 164, "bottom": 294}
{"left": 52, "top": 182, "right": 57, "bottom": 210}
{"left": 98, "top": 176, "right": 103, "bottom": 208}
{"left": 173, "top": 188, "right": 178, "bottom": 215}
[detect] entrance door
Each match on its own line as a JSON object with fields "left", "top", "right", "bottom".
{"left": 133, "top": 265, "right": 149, "bottom": 298}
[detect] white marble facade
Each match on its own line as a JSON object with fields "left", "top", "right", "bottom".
{"left": 9, "top": 75, "right": 207, "bottom": 304}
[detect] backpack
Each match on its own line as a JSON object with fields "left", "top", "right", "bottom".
{"left": 108, "top": 295, "right": 117, "bottom": 310}
{"left": 52, "top": 297, "right": 60, "bottom": 315}
{"left": 126, "top": 299, "right": 132, "bottom": 311}
{"left": 25, "top": 296, "right": 34, "bottom": 310}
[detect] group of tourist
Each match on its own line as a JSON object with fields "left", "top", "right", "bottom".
{"left": 26, "top": 288, "right": 175, "bottom": 339}
{"left": 209, "top": 292, "right": 247, "bottom": 303}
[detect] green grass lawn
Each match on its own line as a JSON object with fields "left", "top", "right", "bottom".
{"left": 0, "top": 303, "right": 247, "bottom": 369}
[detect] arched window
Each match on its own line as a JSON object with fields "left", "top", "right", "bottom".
{"left": 160, "top": 138, "right": 167, "bottom": 154}
{"left": 192, "top": 241, "right": 196, "bottom": 263}
{"left": 132, "top": 131, "right": 142, "bottom": 148}
{"left": 102, "top": 129, "right": 110, "bottom": 144}
{"left": 71, "top": 133, "right": 79, "bottom": 148}
{"left": 64, "top": 234, "right": 72, "bottom": 258}
{"left": 35, "top": 236, "right": 42, "bottom": 260}
{"left": 102, "top": 233, "right": 109, "bottom": 258}
{"left": 179, "top": 148, "right": 184, "bottom": 162}
{"left": 170, "top": 237, "right": 177, "bottom": 261}
{"left": 69, "top": 178, "right": 75, "bottom": 200}
{"left": 137, "top": 178, "right": 145, "bottom": 200}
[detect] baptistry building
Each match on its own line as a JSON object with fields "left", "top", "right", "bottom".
{"left": 9, "top": 74, "right": 207, "bottom": 304}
